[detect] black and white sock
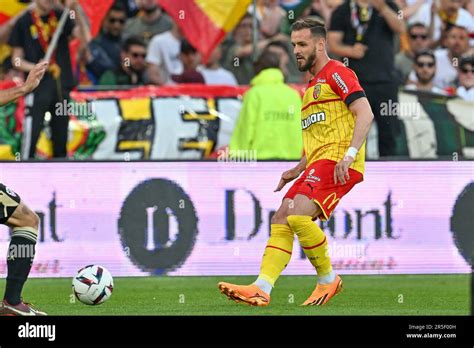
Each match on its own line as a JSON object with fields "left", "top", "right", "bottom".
{"left": 4, "top": 227, "right": 37, "bottom": 305}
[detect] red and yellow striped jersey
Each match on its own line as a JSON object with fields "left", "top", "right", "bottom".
{"left": 301, "top": 60, "right": 366, "bottom": 174}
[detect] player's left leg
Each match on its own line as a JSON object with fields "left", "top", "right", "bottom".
{"left": 217, "top": 199, "right": 295, "bottom": 306}
{"left": 0, "top": 186, "right": 46, "bottom": 316}
{"left": 286, "top": 194, "right": 342, "bottom": 306}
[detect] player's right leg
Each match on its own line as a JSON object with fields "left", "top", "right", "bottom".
{"left": 0, "top": 185, "right": 46, "bottom": 316}
{"left": 217, "top": 199, "right": 294, "bottom": 306}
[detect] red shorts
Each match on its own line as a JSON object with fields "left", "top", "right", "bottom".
{"left": 283, "top": 159, "right": 363, "bottom": 221}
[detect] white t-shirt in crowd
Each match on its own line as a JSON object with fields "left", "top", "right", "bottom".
{"left": 405, "top": 83, "right": 448, "bottom": 95}
{"left": 409, "top": 4, "right": 474, "bottom": 44}
{"left": 408, "top": 49, "right": 458, "bottom": 89}
{"left": 457, "top": 86, "right": 474, "bottom": 101}
{"left": 433, "top": 49, "right": 458, "bottom": 89}
{"left": 198, "top": 66, "right": 238, "bottom": 85}
{"left": 146, "top": 31, "right": 183, "bottom": 84}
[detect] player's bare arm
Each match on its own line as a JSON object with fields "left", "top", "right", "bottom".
{"left": 0, "top": 61, "right": 48, "bottom": 106}
{"left": 274, "top": 155, "right": 307, "bottom": 192}
{"left": 334, "top": 97, "right": 374, "bottom": 185}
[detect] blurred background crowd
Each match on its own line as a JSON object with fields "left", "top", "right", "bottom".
{"left": 0, "top": 0, "right": 473, "bottom": 159}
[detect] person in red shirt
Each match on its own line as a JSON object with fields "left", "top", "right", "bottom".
{"left": 218, "top": 18, "right": 374, "bottom": 307}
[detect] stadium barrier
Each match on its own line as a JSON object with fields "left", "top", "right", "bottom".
{"left": 0, "top": 161, "right": 471, "bottom": 277}
{"left": 0, "top": 83, "right": 473, "bottom": 160}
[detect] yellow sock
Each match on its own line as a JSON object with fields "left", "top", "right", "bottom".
{"left": 258, "top": 224, "right": 294, "bottom": 287}
{"left": 287, "top": 215, "right": 333, "bottom": 277}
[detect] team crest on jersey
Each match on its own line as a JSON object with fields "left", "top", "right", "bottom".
{"left": 313, "top": 84, "right": 321, "bottom": 99}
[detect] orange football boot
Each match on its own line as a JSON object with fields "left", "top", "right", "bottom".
{"left": 218, "top": 282, "right": 270, "bottom": 307}
{"left": 301, "top": 275, "right": 343, "bottom": 306}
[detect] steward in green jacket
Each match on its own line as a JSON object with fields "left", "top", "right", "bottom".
{"left": 230, "top": 50, "right": 303, "bottom": 159}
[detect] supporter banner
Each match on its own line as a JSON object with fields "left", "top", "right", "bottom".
{"left": 0, "top": 161, "right": 471, "bottom": 278}
{"left": 0, "top": 85, "right": 473, "bottom": 159}
{"left": 398, "top": 90, "right": 474, "bottom": 159}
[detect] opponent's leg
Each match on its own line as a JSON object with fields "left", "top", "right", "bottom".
{"left": 0, "top": 196, "right": 45, "bottom": 316}
{"left": 287, "top": 194, "right": 342, "bottom": 306}
{"left": 218, "top": 199, "right": 294, "bottom": 306}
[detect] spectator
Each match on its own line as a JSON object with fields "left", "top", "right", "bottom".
{"left": 395, "top": 0, "right": 426, "bottom": 19}
{"left": 9, "top": 0, "right": 89, "bottom": 158}
{"left": 303, "top": 0, "right": 344, "bottom": 23}
{"left": 251, "top": 0, "right": 288, "bottom": 38}
{"left": 115, "top": 0, "right": 139, "bottom": 18}
{"left": 408, "top": 25, "right": 472, "bottom": 89}
{"left": 99, "top": 36, "right": 147, "bottom": 86}
{"left": 146, "top": 21, "right": 183, "bottom": 85}
{"left": 405, "top": 50, "right": 448, "bottom": 94}
{"left": 328, "top": 0, "right": 406, "bottom": 157}
{"left": 435, "top": 25, "right": 471, "bottom": 88}
{"left": 409, "top": 0, "right": 474, "bottom": 47}
{"left": 198, "top": 45, "right": 238, "bottom": 85}
{"left": 86, "top": 3, "right": 128, "bottom": 81}
{"left": 395, "top": 22, "right": 431, "bottom": 83}
{"left": 265, "top": 40, "right": 304, "bottom": 83}
{"left": 229, "top": 49, "right": 303, "bottom": 159}
{"left": 171, "top": 40, "right": 205, "bottom": 84}
{"left": 456, "top": 55, "right": 474, "bottom": 101}
{"left": 222, "top": 14, "right": 258, "bottom": 85}
{"left": 0, "top": 6, "right": 30, "bottom": 81}
{"left": 222, "top": 13, "right": 288, "bottom": 85}
{"left": 123, "top": 0, "right": 173, "bottom": 45}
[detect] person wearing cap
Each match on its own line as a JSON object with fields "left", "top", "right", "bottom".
{"left": 456, "top": 55, "right": 474, "bottom": 101}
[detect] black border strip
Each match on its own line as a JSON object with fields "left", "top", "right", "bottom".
{"left": 0, "top": 315, "right": 472, "bottom": 345}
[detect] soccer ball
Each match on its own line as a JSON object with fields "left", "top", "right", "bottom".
{"left": 72, "top": 265, "right": 114, "bottom": 305}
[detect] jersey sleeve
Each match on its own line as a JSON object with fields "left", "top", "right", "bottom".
{"left": 328, "top": 65, "right": 366, "bottom": 106}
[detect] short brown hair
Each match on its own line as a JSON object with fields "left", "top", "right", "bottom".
{"left": 254, "top": 49, "right": 280, "bottom": 74}
{"left": 290, "top": 18, "right": 326, "bottom": 38}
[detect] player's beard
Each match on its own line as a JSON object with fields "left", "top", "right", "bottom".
{"left": 297, "top": 51, "right": 317, "bottom": 72}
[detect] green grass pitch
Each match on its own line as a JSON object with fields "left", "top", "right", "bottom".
{"left": 1, "top": 274, "right": 470, "bottom": 315}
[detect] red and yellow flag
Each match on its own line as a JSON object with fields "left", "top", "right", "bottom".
{"left": 159, "top": 0, "right": 252, "bottom": 63}
{"left": 0, "top": 0, "right": 29, "bottom": 25}
{"left": 0, "top": 0, "right": 113, "bottom": 37}
{"left": 79, "top": 0, "right": 114, "bottom": 37}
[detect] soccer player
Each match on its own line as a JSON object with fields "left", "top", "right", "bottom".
{"left": 0, "top": 61, "right": 48, "bottom": 315}
{"left": 218, "top": 18, "right": 374, "bottom": 306}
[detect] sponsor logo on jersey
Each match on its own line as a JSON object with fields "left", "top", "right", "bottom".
{"left": 301, "top": 111, "right": 326, "bottom": 130}
{"left": 313, "top": 84, "right": 321, "bottom": 99}
{"left": 332, "top": 72, "right": 348, "bottom": 94}
{"left": 316, "top": 78, "right": 326, "bottom": 83}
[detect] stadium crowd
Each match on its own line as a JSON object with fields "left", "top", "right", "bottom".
{"left": 0, "top": 0, "right": 473, "bottom": 158}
